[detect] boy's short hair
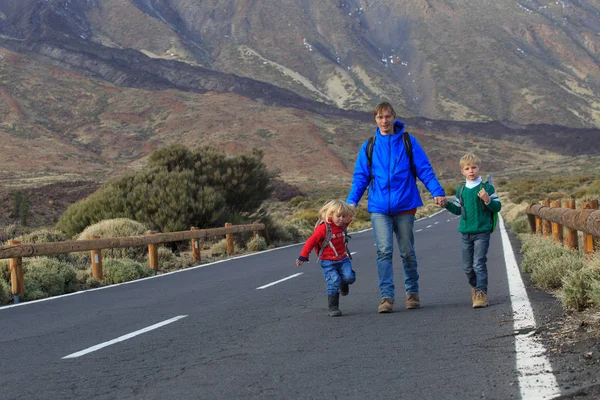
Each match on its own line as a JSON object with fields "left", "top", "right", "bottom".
{"left": 459, "top": 153, "right": 481, "bottom": 169}
{"left": 373, "top": 102, "right": 396, "bottom": 119}
{"left": 319, "top": 200, "right": 355, "bottom": 221}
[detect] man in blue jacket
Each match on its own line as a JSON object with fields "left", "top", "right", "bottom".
{"left": 347, "top": 102, "right": 445, "bottom": 313}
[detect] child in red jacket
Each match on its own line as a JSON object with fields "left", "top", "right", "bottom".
{"left": 296, "top": 200, "right": 356, "bottom": 317}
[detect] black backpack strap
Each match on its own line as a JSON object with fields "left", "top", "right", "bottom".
{"left": 403, "top": 132, "right": 416, "bottom": 179}
{"left": 365, "top": 135, "right": 375, "bottom": 182}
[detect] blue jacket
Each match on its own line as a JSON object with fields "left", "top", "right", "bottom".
{"left": 346, "top": 120, "right": 445, "bottom": 214}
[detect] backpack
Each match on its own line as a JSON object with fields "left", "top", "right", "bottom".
{"left": 365, "top": 131, "right": 416, "bottom": 182}
{"left": 314, "top": 220, "right": 352, "bottom": 259}
{"left": 456, "top": 181, "right": 498, "bottom": 233}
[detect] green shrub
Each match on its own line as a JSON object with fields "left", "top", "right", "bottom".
{"left": 505, "top": 215, "right": 530, "bottom": 234}
{"left": 102, "top": 258, "right": 153, "bottom": 284}
{"left": 286, "top": 218, "right": 314, "bottom": 240}
{"left": 23, "top": 257, "right": 78, "bottom": 300}
{"left": 561, "top": 266, "right": 600, "bottom": 310}
{"left": 158, "top": 246, "right": 178, "bottom": 270}
{"left": 75, "top": 218, "right": 149, "bottom": 263}
{"left": 530, "top": 250, "right": 583, "bottom": 290}
{"left": 518, "top": 234, "right": 572, "bottom": 273}
{"left": 0, "top": 260, "right": 9, "bottom": 283}
{"left": 56, "top": 145, "right": 275, "bottom": 236}
{"left": 247, "top": 236, "right": 267, "bottom": 251}
{"left": 0, "top": 279, "right": 11, "bottom": 305}
{"left": 209, "top": 239, "right": 235, "bottom": 256}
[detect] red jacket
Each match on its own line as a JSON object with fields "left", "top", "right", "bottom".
{"left": 298, "top": 221, "right": 349, "bottom": 262}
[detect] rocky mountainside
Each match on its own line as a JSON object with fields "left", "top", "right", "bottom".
{"left": 1, "top": 0, "right": 598, "bottom": 128}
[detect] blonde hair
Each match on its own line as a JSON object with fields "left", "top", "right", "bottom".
{"left": 318, "top": 200, "right": 356, "bottom": 221}
{"left": 373, "top": 102, "right": 396, "bottom": 119}
{"left": 459, "top": 153, "right": 481, "bottom": 169}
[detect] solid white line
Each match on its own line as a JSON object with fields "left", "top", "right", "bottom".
{"left": 499, "top": 215, "right": 560, "bottom": 399}
{"left": 62, "top": 315, "right": 187, "bottom": 359}
{"left": 256, "top": 273, "right": 303, "bottom": 290}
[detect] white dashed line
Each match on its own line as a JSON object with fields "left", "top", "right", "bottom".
{"left": 257, "top": 273, "right": 303, "bottom": 289}
{"left": 63, "top": 315, "right": 188, "bottom": 359}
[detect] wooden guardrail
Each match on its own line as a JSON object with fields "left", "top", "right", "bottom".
{"left": 525, "top": 199, "right": 599, "bottom": 255}
{"left": 1, "top": 222, "right": 265, "bottom": 303}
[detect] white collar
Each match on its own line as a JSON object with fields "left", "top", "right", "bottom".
{"left": 465, "top": 176, "right": 482, "bottom": 189}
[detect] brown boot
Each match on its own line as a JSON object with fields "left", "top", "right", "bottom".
{"left": 405, "top": 294, "right": 420, "bottom": 309}
{"left": 472, "top": 291, "right": 489, "bottom": 308}
{"left": 471, "top": 287, "right": 476, "bottom": 305}
{"left": 378, "top": 298, "right": 394, "bottom": 313}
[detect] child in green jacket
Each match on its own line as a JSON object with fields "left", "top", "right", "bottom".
{"left": 439, "top": 153, "right": 502, "bottom": 308}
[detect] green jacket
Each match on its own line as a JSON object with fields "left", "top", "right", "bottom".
{"left": 445, "top": 181, "right": 501, "bottom": 234}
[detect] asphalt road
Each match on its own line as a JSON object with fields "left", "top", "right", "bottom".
{"left": 0, "top": 211, "right": 565, "bottom": 400}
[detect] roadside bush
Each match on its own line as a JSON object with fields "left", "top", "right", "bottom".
{"left": 530, "top": 250, "right": 583, "bottom": 290}
{"left": 56, "top": 145, "right": 276, "bottom": 236}
{"left": 505, "top": 214, "right": 530, "bottom": 234}
{"left": 286, "top": 218, "right": 314, "bottom": 240}
{"left": 518, "top": 234, "right": 572, "bottom": 273}
{"left": 247, "top": 236, "right": 267, "bottom": 252}
{"left": 0, "top": 279, "right": 11, "bottom": 305}
{"left": 10, "top": 229, "right": 73, "bottom": 262}
{"left": 158, "top": 246, "right": 178, "bottom": 270}
{"left": 561, "top": 265, "right": 600, "bottom": 310}
{"left": 209, "top": 239, "right": 236, "bottom": 257}
{"left": 102, "top": 258, "right": 153, "bottom": 284}
{"left": 0, "top": 260, "right": 9, "bottom": 283}
{"left": 75, "top": 218, "right": 149, "bottom": 263}
{"left": 23, "top": 257, "right": 78, "bottom": 300}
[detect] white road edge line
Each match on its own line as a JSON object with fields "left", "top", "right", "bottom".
{"left": 499, "top": 215, "right": 560, "bottom": 399}
{"left": 62, "top": 315, "right": 187, "bottom": 359}
{"left": 256, "top": 273, "right": 303, "bottom": 290}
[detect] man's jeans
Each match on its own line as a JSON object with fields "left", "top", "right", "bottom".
{"left": 371, "top": 213, "right": 418, "bottom": 300}
{"left": 461, "top": 232, "right": 491, "bottom": 293}
{"left": 320, "top": 257, "right": 355, "bottom": 295}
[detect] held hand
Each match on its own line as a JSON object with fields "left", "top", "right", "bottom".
{"left": 478, "top": 189, "right": 490, "bottom": 204}
{"left": 434, "top": 196, "right": 446, "bottom": 207}
{"left": 296, "top": 259, "right": 304, "bottom": 267}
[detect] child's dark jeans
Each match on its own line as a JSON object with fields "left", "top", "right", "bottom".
{"left": 461, "top": 232, "right": 491, "bottom": 293}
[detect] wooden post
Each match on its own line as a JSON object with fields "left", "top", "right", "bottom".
{"left": 8, "top": 240, "right": 24, "bottom": 303}
{"left": 549, "top": 201, "right": 563, "bottom": 245}
{"left": 582, "top": 200, "right": 598, "bottom": 257}
{"left": 225, "top": 222, "right": 234, "bottom": 255}
{"left": 563, "top": 199, "right": 578, "bottom": 251}
{"left": 541, "top": 199, "right": 551, "bottom": 237}
{"left": 527, "top": 213, "right": 537, "bottom": 233}
{"left": 190, "top": 227, "right": 201, "bottom": 263}
{"left": 146, "top": 231, "right": 159, "bottom": 273}
{"left": 89, "top": 235, "right": 103, "bottom": 280}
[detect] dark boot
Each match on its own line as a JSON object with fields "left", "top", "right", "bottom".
{"left": 340, "top": 282, "right": 349, "bottom": 296}
{"left": 328, "top": 294, "right": 342, "bottom": 317}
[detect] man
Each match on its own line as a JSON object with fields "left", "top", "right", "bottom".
{"left": 347, "top": 102, "right": 445, "bottom": 313}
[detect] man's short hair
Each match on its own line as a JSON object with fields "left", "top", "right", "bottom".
{"left": 459, "top": 153, "right": 482, "bottom": 169}
{"left": 373, "top": 102, "right": 396, "bottom": 119}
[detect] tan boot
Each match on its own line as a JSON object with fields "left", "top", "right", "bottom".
{"left": 472, "top": 291, "right": 489, "bottom": 308}
{"left": 378, "top": 298, "right": 394, "bottom": 313}
{"left": 406, "top": 294, "right": 420, "bottom": 309}
{"left": 471, "top": 287, "right": 476, "bottom": 305}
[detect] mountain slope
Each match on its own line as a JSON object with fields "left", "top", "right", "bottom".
{"left": 1, "top": 0, "right": 597, "bottom": 127}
